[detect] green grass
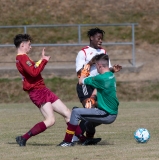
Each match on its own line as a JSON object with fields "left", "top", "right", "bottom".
{"left": 1, "top": 78, "right": 159, "bottom": 103}
{"left": 0, "top": 102, "right": 159, "bottom": 160}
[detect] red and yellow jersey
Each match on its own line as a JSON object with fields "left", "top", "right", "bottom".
{"left": 16, "top": 54, "right": 47, "bottom": 91}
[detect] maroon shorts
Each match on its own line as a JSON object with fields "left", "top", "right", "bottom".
{"left": 29, "top": 87, "right": 59, "bottom": 108}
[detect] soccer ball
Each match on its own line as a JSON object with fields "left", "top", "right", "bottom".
{"left": 134, "top": 128, "right": 150, "bottom": 143}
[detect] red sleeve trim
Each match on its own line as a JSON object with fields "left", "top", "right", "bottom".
{"left": 81, "top": 46, "right": 89, "bottom": 61}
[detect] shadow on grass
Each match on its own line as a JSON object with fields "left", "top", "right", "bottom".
{"left": 8, "top": 142, "right": 53, "bottom": 146}
{"left": 98, "top": 140, "right": 114, "bottom": 145}
{"left": 73, "top": 140, "right": 114, "bottom": 146}
{"left": 8, "top": 136, "right": 114, "bottom": 147}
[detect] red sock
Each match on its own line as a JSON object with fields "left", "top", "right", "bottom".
{"left": 22, "top": 121, "right": 47, "bottom": 140}
{"left": 75, "top": 125, "right": 82, "bottom": 135}
{"left": 66, "top": 122, "right": 86, "bottom": 142}
{"left": 66, "top": 122, "right": 82, "bottom": 136}
{"left": 64, "top": 122, "right": 77, "bottom": 142}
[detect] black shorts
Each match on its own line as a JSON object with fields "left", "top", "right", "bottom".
{"left": 76, "top": 83, "right": 95, "bottom": 103}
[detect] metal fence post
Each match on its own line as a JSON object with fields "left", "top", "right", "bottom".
{"left": 132, "top": 24, "right": 136, "bottom": 67}
{"left": 78, "top": 24, "right": 81, "bottom": 44}
{"left": 24, "top": 26, "right": 27, "bottom": 34}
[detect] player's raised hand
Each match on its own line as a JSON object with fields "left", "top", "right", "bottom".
{"left": 113, "top": 64, "right": 122, "bottom": 72}
{"left": 42, "top": 48, "right": 50, "bottom": 61}
{"left": 78, "top": 64, "right": 90, "bottom": 78}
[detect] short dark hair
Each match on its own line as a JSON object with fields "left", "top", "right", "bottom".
{"left": 95, "top": 53, "right": 109, "bottom": 67}
{"left": 13, "top": 34, "right": 32, "bottom": 48}
{"left": 87, "top": 28, "right": 105, "bottom": 38}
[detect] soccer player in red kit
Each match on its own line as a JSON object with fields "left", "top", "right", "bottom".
{"left": 14, "top": 34, "right": 73, "bottom": 146}
{"left": 14, "top": 34, "right": 103, "bottom": 147}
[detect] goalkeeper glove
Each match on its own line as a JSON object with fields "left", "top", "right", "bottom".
{"left": 78, "top": 64, "right": 90, "bottom": 78}
{"left": 84, "top": 95, "right": 97, "bottom": 108}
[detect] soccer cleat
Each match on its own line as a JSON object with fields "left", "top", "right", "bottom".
{"left": 57, "top": 141, "right": 75, "bottom": 147}
{"left": 82, "top": 138, "right": 101, "bottom": 146}
{"left": 16, "top": 136, "right": 27, "bottom": 147}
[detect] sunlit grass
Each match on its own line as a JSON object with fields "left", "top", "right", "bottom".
{"left": 0, "top": 102, "right": 159, "bottom": 160}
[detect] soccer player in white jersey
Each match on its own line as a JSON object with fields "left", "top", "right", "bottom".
{"left": 72, "top": 28, "right": 122, "bottom": 142}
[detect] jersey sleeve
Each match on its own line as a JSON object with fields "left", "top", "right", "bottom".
{"left": 18, "top": 55, "right": 48, "bottom": 77}
{"left": 83, "top": 75, "right": 104, "bottom": 89}
{"left": 75, "top": 50, "right": 86, "bottom": 72}
{"left": 35, "top": 59, "right": 42, "bottom": 67}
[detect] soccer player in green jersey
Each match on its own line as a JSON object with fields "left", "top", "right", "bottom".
{"left": 58, "top": 53, "right": 119, "bottom": 147}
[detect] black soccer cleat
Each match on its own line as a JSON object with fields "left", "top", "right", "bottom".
{"left": 16, "top": 136, "right": 27, "bottom": 147}
{"left": 82, "top": 138, "right": 101, "bottom": 146}
{"left": 57, "top": 141, "right": 75, "bottom": 147}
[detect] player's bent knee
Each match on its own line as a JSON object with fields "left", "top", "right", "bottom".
{"left": 45, "top": 118, "right": 55, "bottom": 128}
{"left": 71, "top": 108, "right": 78, "bottom": 115}
{"left": 63, "top": 109, "right": 71, "bottom": 119}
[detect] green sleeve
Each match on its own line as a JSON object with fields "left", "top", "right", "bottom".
{"left": 84, "top": 75, "right": 105, "bottom": 89}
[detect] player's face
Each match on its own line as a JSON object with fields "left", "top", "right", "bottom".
{"left": 90, "top": 33, "right": 103, "bottom": 49}
{"left": 23, "top": 41, "right": 32, "bottom": 53}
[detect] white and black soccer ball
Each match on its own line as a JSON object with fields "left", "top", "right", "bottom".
{"left": 134, "top": 128, "right": 150, "bottom": 143}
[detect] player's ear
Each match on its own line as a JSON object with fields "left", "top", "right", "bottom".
{"left": 20, "top": 42, "right": 24, "bottom": 48}
{"left": 90, "top": 36, "right": 94, "bottom": 41}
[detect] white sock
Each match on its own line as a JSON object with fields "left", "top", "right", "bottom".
{"left": 71, "top": 135, "right": 79, "bottom": 142}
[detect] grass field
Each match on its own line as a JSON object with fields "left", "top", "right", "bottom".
{"left": 0, "top": 101, "right": 159, "bottom": 160}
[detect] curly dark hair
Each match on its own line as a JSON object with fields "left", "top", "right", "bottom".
{"left": 87, "top": 27, "right": 105, "bottom": 38}
{"left": 13, "top": 34, "right": 32, "bottom": 48}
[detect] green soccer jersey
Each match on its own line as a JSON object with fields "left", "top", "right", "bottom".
{"left": 83, "top": 71, "right": 119, "bottom": 115}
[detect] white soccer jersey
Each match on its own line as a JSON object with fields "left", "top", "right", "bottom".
{"left": 76, "top": 46, "right": 112, "bottom": 77}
